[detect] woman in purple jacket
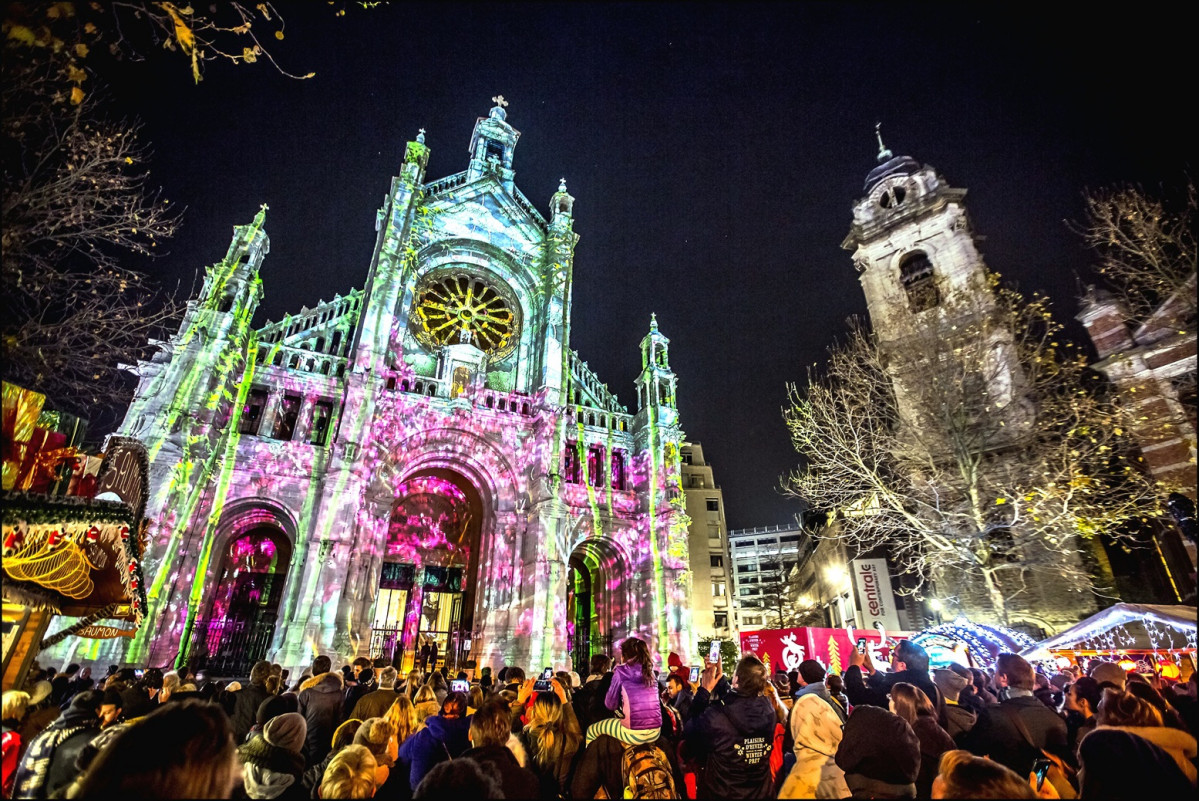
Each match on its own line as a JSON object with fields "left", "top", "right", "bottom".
{"left": 585, "top": 637, "right": 662, "bottom": 745}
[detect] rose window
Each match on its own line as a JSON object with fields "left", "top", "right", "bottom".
{"left": 412, "top": 270, "right": 519, "bottom": 357}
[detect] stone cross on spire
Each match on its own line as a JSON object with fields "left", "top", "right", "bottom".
{"left": 416, "top": 127, "right": 426, "bottom": 144}
{"left": 875, "top": 122, "right": 893, "bottom": 163}
{"left": 492, "top": 94, "right": 508, "bottom": 108}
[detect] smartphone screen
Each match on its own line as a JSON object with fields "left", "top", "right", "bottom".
{"left": 450, "top": 679, "right": 469, "bottom": 693}
{"left": 708, "top": 640, "right": 721, "bottom": 663}
{"left": 689, "top": 666, "right": 700, "bottom": 683}
{"left": 541, "top": 666, "right": 553, "bottom": 680}
{"left": 856, "top": 637, "right": 867, "bottom": 654}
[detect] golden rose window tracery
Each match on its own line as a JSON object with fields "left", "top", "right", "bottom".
{"left": 412, "top": 271, "right": 519, "bottom": 357}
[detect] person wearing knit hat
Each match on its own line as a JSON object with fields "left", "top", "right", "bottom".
{"left": 352, "top": 717, "right": 397, "bottom": 789}
{"left": 1090, "top": 661, "right": 1127, "bottom": 691}
{"left": 238, "top": 712, "right": 308, "bottom": 800}
{"left": 245, "top": 694, "right": 301, "bottom": 743}
{"left": 933, "top": 668, "right": 977, "bottom": 741}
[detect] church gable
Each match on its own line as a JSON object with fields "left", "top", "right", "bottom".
{"left": 423, "top": 178, "right": 548, "bottom": 259}
{"left": 257, "top": 290, "right": 362, "bottom": 376}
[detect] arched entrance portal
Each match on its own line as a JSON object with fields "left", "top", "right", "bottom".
{"left": 189, "top": 525, "right": 292, "bottom": 676}
{"left": 369, "top": 470, "right": 484, "bottom": 672}
{"left": 566, "top": 539, "right": 627, "bottom": 675}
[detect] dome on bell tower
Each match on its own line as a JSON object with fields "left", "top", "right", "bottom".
{"left": 864, "top": 123, "right": 920, "bottom": 192}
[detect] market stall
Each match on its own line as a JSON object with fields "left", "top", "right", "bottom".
{"left": 1019, "top": 603, "right": 1197, "bottom": 679}
{"left": 911, "top": 617, "right": 1038, "bottom": 670}
{"left": 2, "top": 382, "right": 150, "bottom": 691}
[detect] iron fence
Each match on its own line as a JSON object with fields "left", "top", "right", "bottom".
{"left": 185, "top": 616, "right": 277, "bottom": 677}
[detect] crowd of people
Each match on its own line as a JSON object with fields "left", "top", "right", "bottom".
{"left": 1, "top": 636, "right": 1196, "bottom": 799}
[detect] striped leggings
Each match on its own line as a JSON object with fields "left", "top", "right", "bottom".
{"left": 585, "top": 717, "right": 662, "bottom": 746}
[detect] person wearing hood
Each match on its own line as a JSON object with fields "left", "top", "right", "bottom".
{"left": 684, "top": 655, "right": 778, "bottom": 799}
{"left": 396, "top": 692, "right": 472, "bottom": 791}
{"left": 238, "top": 712, "right": 308, "bottom": 800}
{"left": 780, "top": 659, "right": 850, "bottom": 799}
{"left": 12, "top": 690, "right": 102, "bottom": 799}
{"left": 297, "top": 655, "right": 345, "bottom": 766}
{"left": 932, "top": 668, "right": 977, "bottom": 743}
{"left": 1086, "top": 688, "right": 1197, "bottom": 785}
{"left": 835, "top": 704, "right": 920, "bottom": 799}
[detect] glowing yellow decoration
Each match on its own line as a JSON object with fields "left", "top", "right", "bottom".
{"left": 413, "top": 271, "right": 518, "bottom": 356}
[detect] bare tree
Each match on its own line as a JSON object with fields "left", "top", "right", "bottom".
{"left": 1072, "top": 181, "right": 1197, "bottom": 326}
{"left": 2, "top": 52, "right": 181, "bottom": 425}
{"left": 783, "top": 282, "right": 1163, "bottom": 624}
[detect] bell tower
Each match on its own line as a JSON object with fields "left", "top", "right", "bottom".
{"left": 842, "top": 125, "right": 995, "bottom": 346}
{"left": 634, "top": 314, "right": 679, "bottom": 434}
{"left": 466, "top": 95, "right": 520, "bottom": 190}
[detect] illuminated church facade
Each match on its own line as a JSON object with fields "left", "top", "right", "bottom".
{"left": 113, "top": 100, "right": 694, "bottom": 675}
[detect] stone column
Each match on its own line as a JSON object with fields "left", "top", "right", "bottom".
{"left": 259, "top": 388, "right": 284, "bottom": 438}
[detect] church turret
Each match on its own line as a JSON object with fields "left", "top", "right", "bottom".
{"left": 635, "top": 314, "right": 677, "bottom": 415}
{"left": 550, "top": 177, "right": 575, "bottom": 227}
{"left": 842, "top": 125, "right": 989, "bottom": 345}
{"left": 198, "top": 204, "right": 268, "bottom": 321}
{"left": 466, "top": 95, "right": 519, "bottom": 188}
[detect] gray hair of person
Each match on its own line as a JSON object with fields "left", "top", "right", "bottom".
{"left": 379, "top": 666, "right": 398, "bottom": 688}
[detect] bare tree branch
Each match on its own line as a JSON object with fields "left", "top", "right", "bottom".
{"left": 2, "top": 50, "right": 182, "bottom": 429}
{"left": 784, "top": 280, "right": 1164, "bottom": 624}
{"left": 1071, "top": 181, "right": 1197, "bottom": 325}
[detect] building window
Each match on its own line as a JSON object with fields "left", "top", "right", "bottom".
{"left": 484, "top": 138, "right": 505, "bottom": 163}
{"left": 611, "top": 450, "right": 626, "bottom": 490}
{"left": 712, "top": 582, "right": 725, "bottom": 597}
{"left": 710, "top": 555, "right": 724, "bottom": 568}
{"left": 271, "top": 394, "right": 301, "bottom": 440}
{"left": 706, "top": 499, "right": 720, "bottom": 512}
{"left": 681, "top": 449, "right": 693, "bottom": 465}
{"left": 564, "top": 441, "right": 581, "bottom": 484}
{"left": 310, "top": 400, "right": 334, "bottom": 446}
{"left": 714, "top": 612, "right": 728, "bottom": 629}
{"left": 240, "top": 387, "right": 268, "bottom": 435}
{"left": 587, "top": 444, "right": 605, "bottom": 488}
{"left": 899, "top": 251, "right": 939, "bottom": 312}
{"left": 736, "top": 564, "right": 752, "bottom": 573}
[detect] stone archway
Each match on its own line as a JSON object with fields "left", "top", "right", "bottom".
{"left": 185, "top": 502, "right": 296, "bottom": 676}
{"left": 367, "top": 469, "right": 486, "bottom": 672}
{"left": 566, "top": 537, "right": 632, "bottom": 673}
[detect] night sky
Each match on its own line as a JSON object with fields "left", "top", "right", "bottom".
{"left": 97, "top": 4, "right": 1190, "bottom": 529}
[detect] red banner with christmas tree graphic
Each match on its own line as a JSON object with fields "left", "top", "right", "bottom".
{"left": 739, "top": 626, "right": 910, "bottom": 676}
